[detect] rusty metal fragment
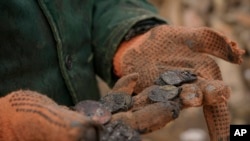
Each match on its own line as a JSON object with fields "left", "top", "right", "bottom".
{"left": 148, "top": 85, "right": 181, "bottom": 102}
{"left": 74, "top": 100, "right": 111, "bottom": 125}
{"left": 100, "top": 93, "right": 133, "bottom": 114}
{"left": 101, "top": 120, "right": 141, "bottom": 141}
{"left": 155, "top": 70, "right": 197, "bottom": 86}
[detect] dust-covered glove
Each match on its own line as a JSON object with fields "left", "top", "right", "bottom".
{"left": 102, "top": 73, "right": 181, "bottom": 134}
{"left": 113, "top": 25, "right": 245, "bottom": 141}
{"left": 0, "top": 90, "right": 100, "bottom": 141}
{"left": 74, "top": 73, "right": 182, "bottom": 141}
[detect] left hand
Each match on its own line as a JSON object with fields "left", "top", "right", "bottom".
{"left": 74, "top": 72, "right": 231, "bottom": 141}
{"left": 113, "top": 25, "right": 245, "bottom": 141}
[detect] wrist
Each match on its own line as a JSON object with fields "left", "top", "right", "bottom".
{"left": 113, "top": 32, "right": 150, "bottom": 77}
{"left": 113, "top": 19, "right": 166, "bottom": 77}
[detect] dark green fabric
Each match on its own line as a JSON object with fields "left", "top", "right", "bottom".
{"left": 0, "top": 0, "right": 166, "bottom": 106}
{"left": 93, "top": 0, "right": 167, "bottom": 86}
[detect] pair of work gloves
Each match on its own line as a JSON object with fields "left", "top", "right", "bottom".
{"left": 0, "top": 25, "right": 244, "bottom": 141}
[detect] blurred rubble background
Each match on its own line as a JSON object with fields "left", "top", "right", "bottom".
{"left": 98, "top": 0, "right": 250, "bottom": 140}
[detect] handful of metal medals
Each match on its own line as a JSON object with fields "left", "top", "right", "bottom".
{"left": 73, "top": 70, "right": 197, "bottom": 141}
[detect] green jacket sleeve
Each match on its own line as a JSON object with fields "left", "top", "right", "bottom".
{"left": 92, "top": 0, "right": 167, "bottom": 87}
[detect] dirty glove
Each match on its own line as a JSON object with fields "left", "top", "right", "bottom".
{"left": 103, "top": 73, "right": 181, "bottom": 134}
{"left": 113, "top": 25, "right": 245, "bottom": 141}
{"left": 74, "top": 73, "right": 182, "bottom": 141}
{"left": 0, "top": 90, "right": 100, "bottom": 141}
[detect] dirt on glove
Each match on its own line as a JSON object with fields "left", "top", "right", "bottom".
{"left": 113, "top": 25, "right": 245, "bottom": 141}
{"left": 0, "top": 90, "right": 100, "bottom": 141}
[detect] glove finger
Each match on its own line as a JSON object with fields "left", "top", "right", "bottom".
{"left": 158, "top": 25, "right": 245, "bottom": 64}
{"left": 180, "top": 78, "right": 231, "bottom": 141}
{"left": 131, "top": 85, "right": 157, "bottom": 110}
{"left": 111, "top": 101, "right": 181, "bottom": 134}
{"left": 204, "top": 103, "right": 230, "bottom": 141}
{"left": 180, "top": 77, "right": 230, "bottom": 108}
{"left": 198, "top": 78, "right": 231, "bottom": 105}
{"left": 109, "top": 73, "right": 139, "bottom": 95}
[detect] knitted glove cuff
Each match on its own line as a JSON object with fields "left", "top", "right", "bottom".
{"left": 123, "top": 18, "right": 166, "bottom": 41}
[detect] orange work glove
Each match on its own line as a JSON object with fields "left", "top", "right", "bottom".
{"left": 0, "top": 90, "right": 100, "bottom": 141}
{"left": 113, "top": 25, "right": 245, "bottom": 141}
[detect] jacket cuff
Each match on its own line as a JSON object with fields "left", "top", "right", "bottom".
{"left": 99, "top": 17, "right": 167, "bottom": 87}
{"left": 123, "top": 18, "right": 166, "bottom": 41}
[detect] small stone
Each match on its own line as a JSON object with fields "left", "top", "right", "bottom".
{"left": 155, "top": 70, "right": 197, "bottom": 86}
{"left": 100, "top": 93, "right": 133, "bottom": 114}
{"left": 101, "top": 120, "right": 141, "bottom": 141}
{"left": 74, "top": 100, "right": 111, "bottom": 124}
{"left": 148, "top": 85, "right": 182, "bottom": 102}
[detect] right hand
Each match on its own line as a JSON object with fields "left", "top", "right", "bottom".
{"left": 0, "top": 90, "right": 100, "bottom": 141}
